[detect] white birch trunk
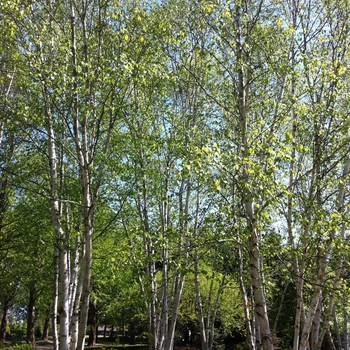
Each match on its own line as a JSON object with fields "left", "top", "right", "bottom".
{"left": 195, "top": 265, "right": 207, "bottom": 350}
{"left": 238, "top": 245, "right": 256, "bottom": 350}
{"left": 189, "top": 183, "right": 206, "bottom": 350}
{"left": 255, "top": 323, "right": 262, "bottom": 350}
{"left": 165, "top": 272, "right": 186, "bottom": 350}
{"left": 70, "top": 237, "right": 85, "bottom": 350}
{"left": 286, "top": 2, "right": 322, "bottom": 347}
{"left": 299, "top": 267, "right": 324, "bottom": 350}
{"left": 69, "top": 236, "right": 80, "bottom": 319}
{"left": 46, "top": 106, "right": 70, "bottom": 350}
{"left": 158, "top": 252, "right": 168, "bottom": 350}
{"left": 158, "top": 190, "right": 169, "bottom": 350}
{"left": 53, "top": 248, "right": 59, "bottom": 350}
{"left": 245, "top": 203, "right": 271, "bottom": 350}
{"left": 333, "top": 307, "right": 342, "bottom": 350}
{"left": 76, "top": 195, "right": 94, "bottom": 350}
{"left": 164, "top": 176, "right": 189, "bottom": 350}
{"left": 315, "top": 158, "right": 350, "bottom": 349}
{"left": 248, "top": 223, "right": 271, "bottom": 350}
{"left": 205, "top": 277, "right": 214, "bottom": 348}
{"left": 251, "top": 298, "right": 258, "bottom": 350}
{"left": 59, "top": 247, "right": 71, "bottom": 350}
{"left": 311, "top": 295, "right": 322, "bottom": 350}
{"left": 316, "top": 266, "right": 343, "bottom": 350}
{"left": 41, "top": 70, "right": 70, "bottom": 350}
{"left": 70, "top": 3, "right": 94, "bottom": 349}
{"left": 161, "top": 177, "right": 190, "bottom": 350}
{"left": 287, "top": 2, "right": 306, "bottom": 345}
{"left": 235, "top": 2, "right": 273, "bottom": 348}
{"left": 135, "top": 160, "right": 157, "bottom": 350}
{"left": 38, "top": 2, "right": 71, "bottom": 349}
{"left": 150, "top": 253, "right": 157, "bottom": 350}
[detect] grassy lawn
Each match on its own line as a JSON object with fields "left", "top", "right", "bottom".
{"left": 0, "top": 337, "right": 147, "bottom": 350}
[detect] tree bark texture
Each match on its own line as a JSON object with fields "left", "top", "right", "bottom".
{"left": 238, "top": 245, "right": 256, "bottom": 350}
{"left": 42, "top": 316, "right": 50, "bottom": 341}
{"left": 53, "top": 248, "right": 59, "bottom": 350}
{"left": 26, "top": 285, "right": 36, "bottom": 345}
{"left": 0, "top": 301, "right": 9, "bottom": 342}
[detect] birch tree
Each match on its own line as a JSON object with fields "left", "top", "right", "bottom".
{"left": 186, "top": 2, "right": 292, "bottom": 348}
{"left": 5, "top": 0, "right": 131, "bottom": 349}
{"left": 276, "top": 0, "right": 350, "bottom": 348}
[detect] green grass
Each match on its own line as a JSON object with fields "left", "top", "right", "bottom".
{"left": 0, "top": 335, "right": 147, "bottom": 350}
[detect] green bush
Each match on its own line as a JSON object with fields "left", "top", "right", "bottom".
{"left": 8, "top": 325, "right": 26, "bottom": 339}
{"left": 10, "top": 342, "right": 36, "bottom": 350}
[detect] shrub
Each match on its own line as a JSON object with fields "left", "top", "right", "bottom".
{"left": 10, "top": 342, "right": 36, "bottom": 350}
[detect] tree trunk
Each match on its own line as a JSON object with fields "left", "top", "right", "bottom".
{"left": 255, "top": 323, "right": 262, "bottom": 350}
{"left": 42, "top": 56, "right": 70, "bottom": 350}
{"left": 59, "top": 245, "right": 70, "bottom": 350}
{"left": 0, "top": 301, "right": 9, "bottom": 342}
{"left": 77, "top": 222, "right": 93, "bottom": 350}
{"left": 235, "top": 2, "right": 273, "bottom": 348}
{"left": 316, "top": 265, "right": 344, "bottom": 350}
{"left": 314, "top": 159, "right": 350, "bottom": 350}
{"left": 326, "top": 330, "right": 337, "bottom": 350}
{"left": 69, "top": 233, "right": 81, "bottom": 318}
{"left": 70, "top": 2, "right": 95, "bottom": 349}
{"left": 158, "top": 247, "right": 169, "bottom": 350}
{"left": 333, "top": 307, "right": 342, "bottom": 350}
{"left": 248, "top": 222, "right": 272, "bottom": 350}
{"left": 26, "top": 285, "right": 36, "bottom": 345}
{"left": 164, "top": 176, "right": 190, "bottom": 350}
{"left": 38, "top": 4, "right": 68, "bottom": 348}
{"left": 70, "top": 236, "right": 85, "bottom": 350}
{"left": 42, "top": 316, "right": 50, "bottom": 341}
{"left": 137, "top": 177, "right": 156, "bottom": 350}
{"left": 193, "top": 189, "right": 210, "bottom": 350}
{"left": 311, "top": 295, "right": 322, "bottom": 350}
{"left": 299, "top": 269, "right": 324, "bottom": 350}
{"left": 53, "top": 247, "right": 59, "bottom": 350}
{"left": 194, "top": 266, "right": 207, "bottom": 350}
{"left": 238, "top": 245, "right": 256, "bottom": 350}
{"left": 87, "top": 300, "right": 98, "bottom": 347}
{"left": 88, "top": 327, "right": 98, "bottom": 347}
{"left": 165, "top": 272, "right": 186, "bottom": 350}
{"left": 150, "top": 253, "right": 157, "bottom": 350}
